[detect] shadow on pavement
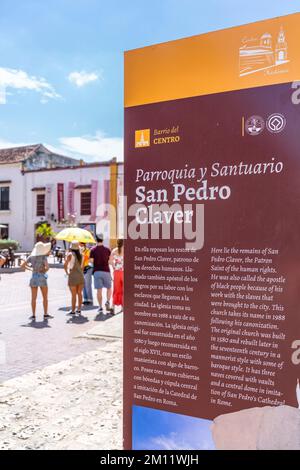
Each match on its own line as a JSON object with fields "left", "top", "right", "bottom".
{"left": 66, "top": 314, "right": 89, "bottom": 324}
{"left": 59, "top": 307, "right": 74, "bottom": 312}
{"left": 58, "top": 306, "right": 97, "bottom": 312}
{"left": 82, "top": 305, "right": 97, "bottom": 311}
{"left": 21, "top": 320, "right": 51, "bottom": 329}
{"left": 94, "top": 312, "right": 114, "bottom": 322}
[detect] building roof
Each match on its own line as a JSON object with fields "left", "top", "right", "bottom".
{"left": 25, "top": 159, "right": 123, "bottom": 173}
{"left": 0, "top": 144, "right": 40, "bottom": 164}
{"left": 0, "top": 143, "right": 78, "bottom": 165}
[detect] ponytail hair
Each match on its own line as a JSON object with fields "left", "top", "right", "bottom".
{"left": 117, "top": 239, "right": 124, "bottom": 255}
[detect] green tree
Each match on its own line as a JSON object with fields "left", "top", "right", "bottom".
{"left": 35, "top": 223, "right": 56, "bottom": 242}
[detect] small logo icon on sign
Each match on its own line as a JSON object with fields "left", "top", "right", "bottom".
{"left": 245, "top": 115, "right": 265, "bottom": 136}
{"left": 266, "top": 113, "right": 286, "bottom": 133}
{"left": 135, "top": 129, "right": 150, "bottom": 148}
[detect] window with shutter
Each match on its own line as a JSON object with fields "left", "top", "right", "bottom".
{"left": 81, "top": 192, "right": 91, "bottom": 215}
{"left": 0, "top": 187, "right": 9, "bottom": 211}
{"left": 36, "top": 194, "right": 45, "bottom": 216}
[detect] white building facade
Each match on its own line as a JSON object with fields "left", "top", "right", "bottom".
{"left": 0, "top": 162, "right": 27, "bottom": 245}
{"left": 0, "top": 145, "right": 124, "bottom": 251}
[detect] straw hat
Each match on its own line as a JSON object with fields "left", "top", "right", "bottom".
{"left": 31, "top": 242, "right": 51, "bottom": 257}
{"left": 70, "top": 240, "right": 80, "bottom": 250}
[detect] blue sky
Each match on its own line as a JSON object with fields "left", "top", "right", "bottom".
{"left": 0, "top": 0, "right": 299, "bottom": 161}
{"left": 132, "top": 405, "right": 215, "bottom": 450}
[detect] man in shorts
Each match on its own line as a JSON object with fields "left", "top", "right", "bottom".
{"left": 90, "top": 234, "right": 112, "bottom": 313}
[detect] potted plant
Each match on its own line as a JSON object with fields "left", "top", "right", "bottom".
{"left": 0, "top": 239, "right": 19, "bottom": 250}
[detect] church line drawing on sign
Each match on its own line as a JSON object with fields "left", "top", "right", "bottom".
{"left": 239, "top": 26, "right": 289, "bottom": 77}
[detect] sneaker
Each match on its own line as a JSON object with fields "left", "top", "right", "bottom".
{"left": 67, "top": 311, "right": 76, "bottom": 315}
{"left": 76, "top": 310, "right": 81, "bottom": 315}
{"left": 98, "top": 307, "right": 103, "bottom": 313}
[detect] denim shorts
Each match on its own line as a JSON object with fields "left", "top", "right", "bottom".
{"left": 30, "top": 272, "right": 48, "bottom": 288}
{"left": 93, "top": 271, "right": 112, "bottom": 289}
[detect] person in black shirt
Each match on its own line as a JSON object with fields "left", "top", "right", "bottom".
{"left": 90, "top": 234, "right": 112, "bottom": 314}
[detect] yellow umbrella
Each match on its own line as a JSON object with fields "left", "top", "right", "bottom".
{"left": 55, "top": 227, "right": 96, "bottom": 244}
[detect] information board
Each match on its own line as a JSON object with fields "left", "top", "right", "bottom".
{"left": 124, "top": 13, "right": 300, "bottom": 450}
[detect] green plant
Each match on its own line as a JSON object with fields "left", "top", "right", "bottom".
{"left": 35, "top": 223, "right": 56, "bottom": 241}
{"left": 0, "top": 239, "right": 19, "bottom": 250}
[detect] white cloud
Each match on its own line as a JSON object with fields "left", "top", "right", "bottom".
{"left": 55, "top": 131, "right": 123, "bottom": 162}
{"left": 68, "top": 70, "right": 101, "bottom": 87}
{"left": 0, "top": 67, "right": 61, "bottom": 103}
{"left": 0, "top": 138, "right": 30, "bottom": 149}
{"left": 0, "top": 131, "right": 123, "bottom": 163}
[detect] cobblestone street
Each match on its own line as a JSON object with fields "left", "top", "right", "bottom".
{"left": 0, "top": 268, "right": 115, "bottom": 381}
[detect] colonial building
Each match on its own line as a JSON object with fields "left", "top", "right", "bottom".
{"left": 0, "top": 144, "right": 123, "bottom": 250}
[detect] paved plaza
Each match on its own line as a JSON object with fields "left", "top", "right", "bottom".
{"left": 0, "top": 267, "right": 118, "bottom": 381}
{"left": 0, "top": 267, "right": 123, "bottom": 449}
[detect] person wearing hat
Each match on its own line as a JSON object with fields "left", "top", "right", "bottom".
{"left": 21, "top": 241, "right": 51, "bottom": 321}
{"left": 64, "top": 240, "right": 85, "bottom": 315}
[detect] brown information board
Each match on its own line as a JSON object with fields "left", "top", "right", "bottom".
{"left": 124, "top": 13, "right": 300, "bottom": 450}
